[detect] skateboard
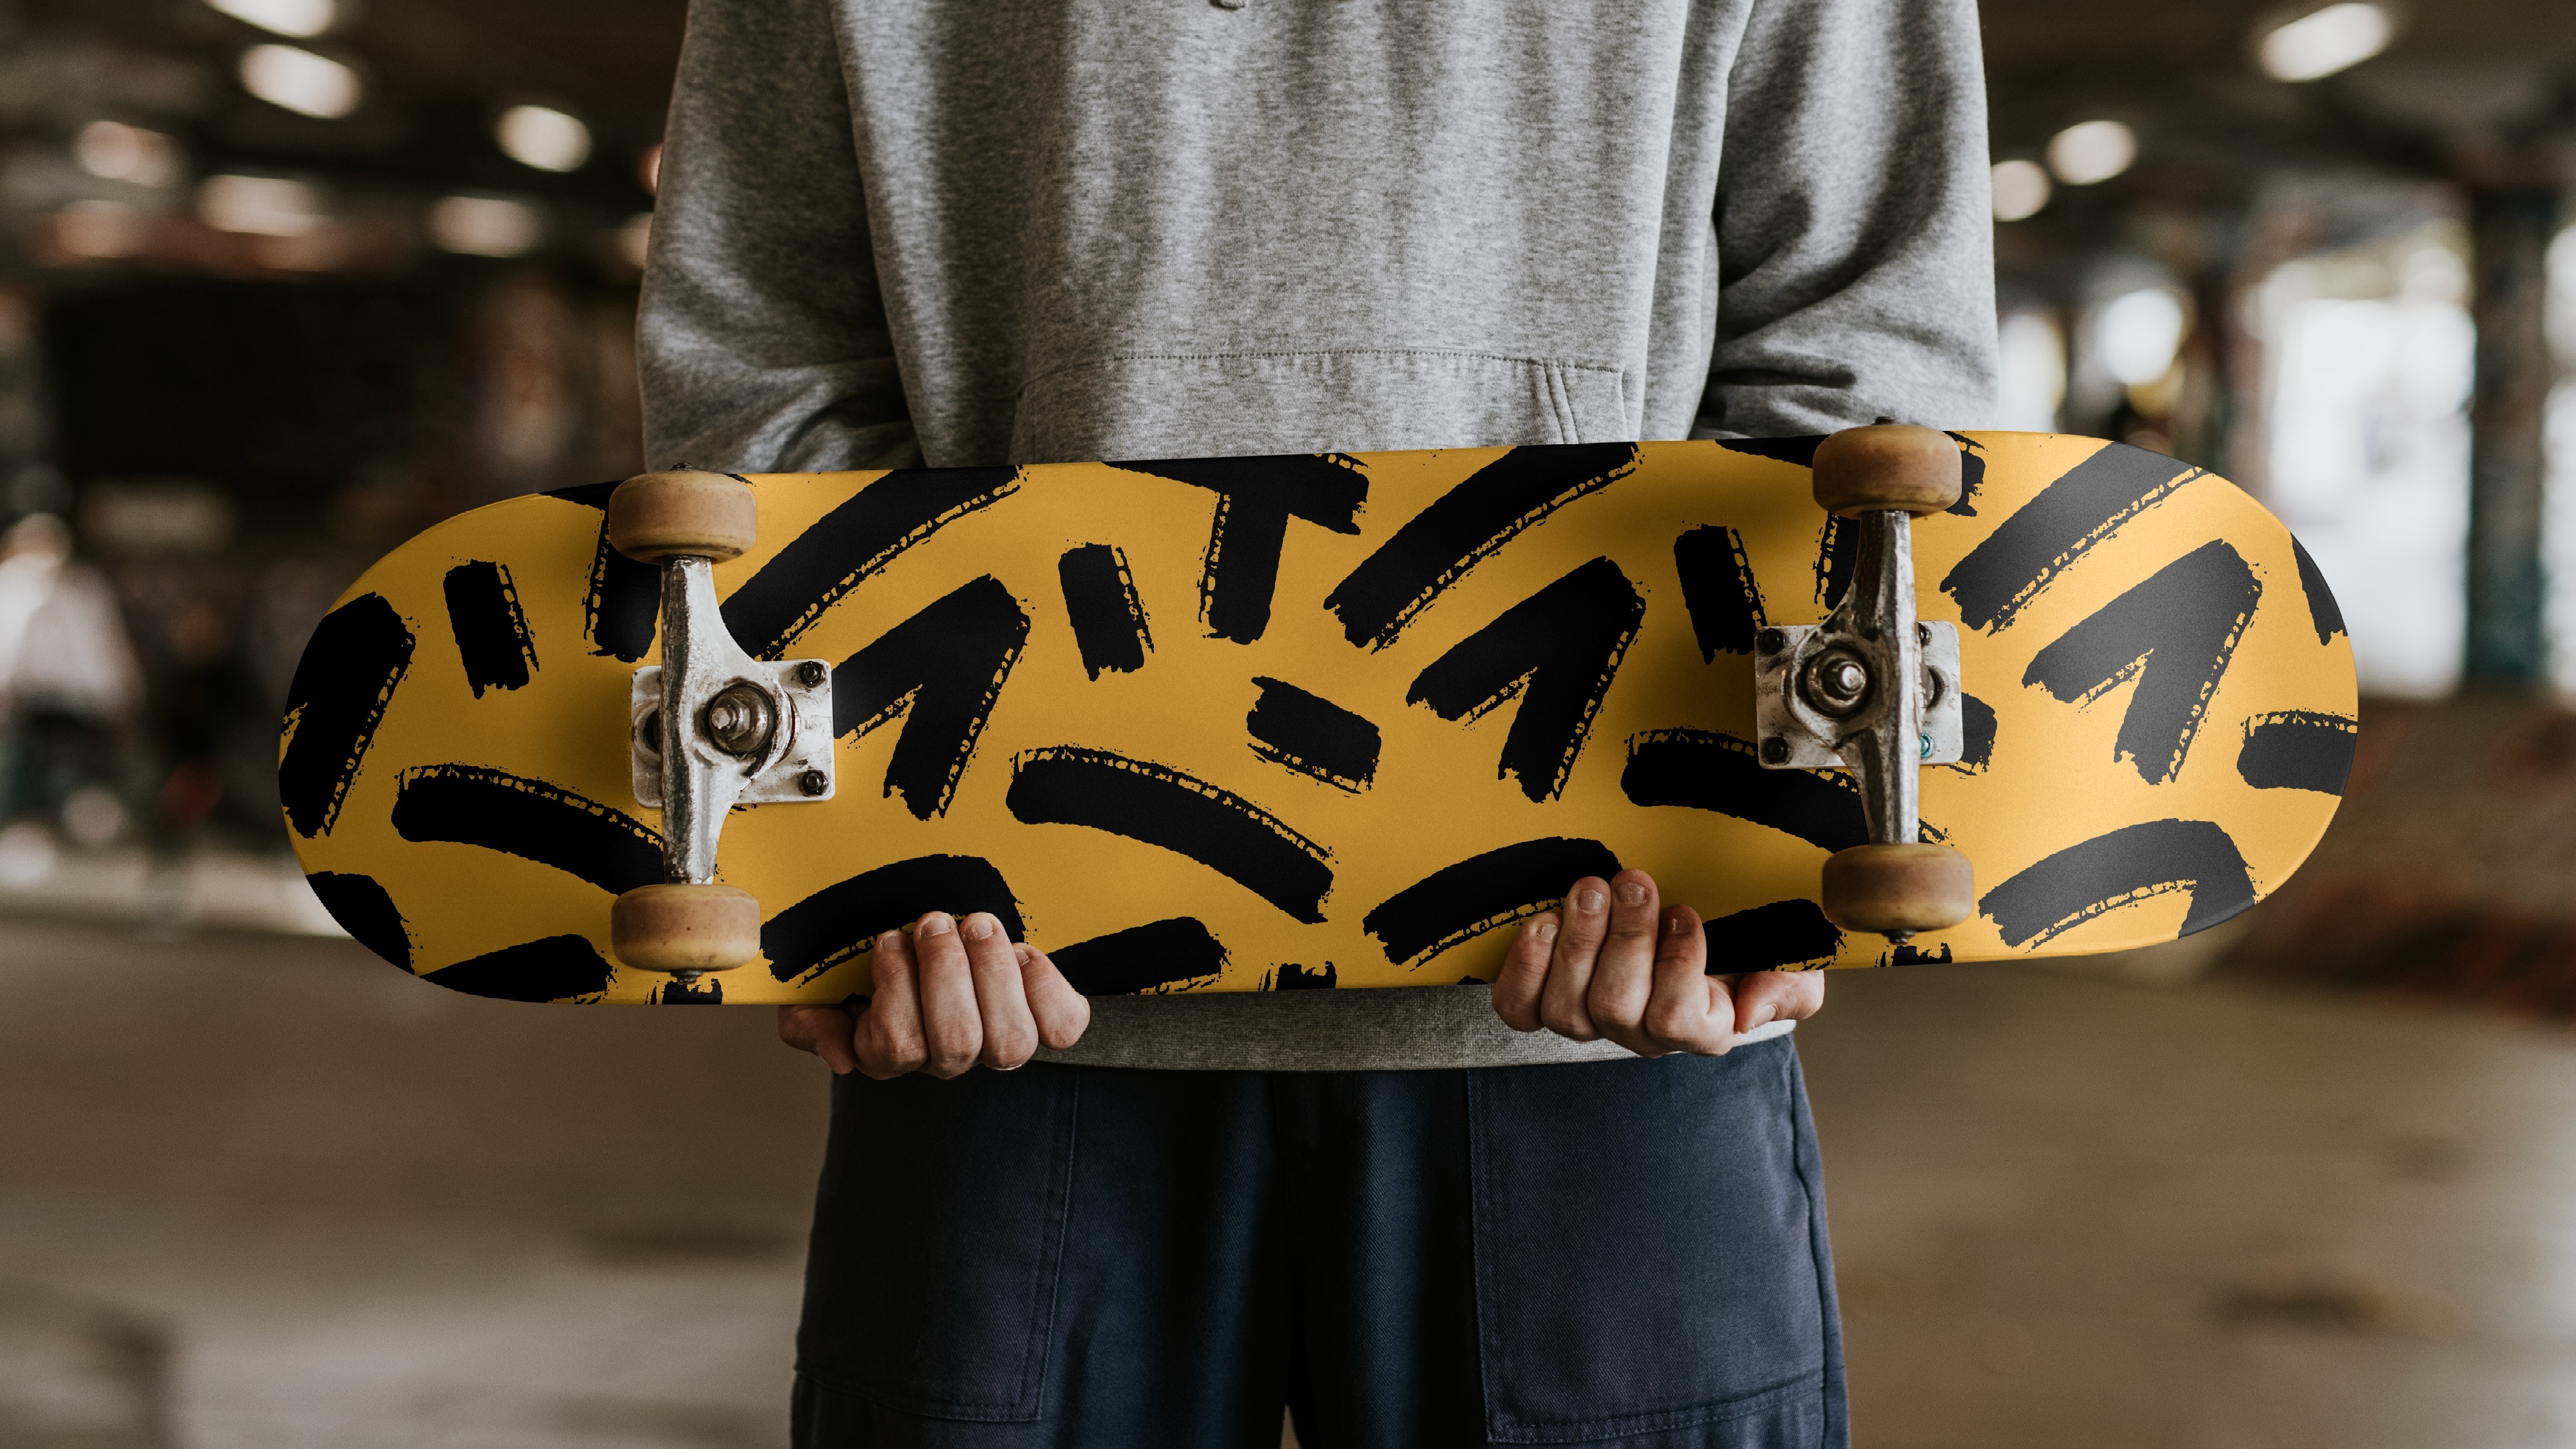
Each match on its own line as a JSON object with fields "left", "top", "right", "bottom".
{"left": 280, "top": 430, "right": 2357, "bottom": 1004}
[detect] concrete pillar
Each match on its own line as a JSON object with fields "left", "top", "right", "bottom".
{"left": 2464, "top": 187, "right": 2559, "bottom": 689}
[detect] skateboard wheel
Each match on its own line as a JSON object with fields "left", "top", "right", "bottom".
{"left": 1811, "top": 425, "right": 1963, "bottom": 517}
{"left": 611, "top": 883, "right": 762, "bottom": 974}
{"left": 606, "top": 470, "right": 758, "bottom": 563}
{"left": 1820, "top": 843, "right": 1973, "bottom": 936}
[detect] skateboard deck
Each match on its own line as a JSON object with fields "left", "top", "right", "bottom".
{"left": 281, "top": 434, "right": 2357, "bottom": 1004}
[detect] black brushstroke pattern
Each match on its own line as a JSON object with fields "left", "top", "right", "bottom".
{"left": 656, "top": 977, "right": 724, "bottom": 1003}
{"left": 1005, "top": 747, "right": 1334, "bottom": 922}
{"left": 1941, "top": 443, "right": 2204, "bottom": 632}
{"left": 279, "top": 593, "right": 414, "bottom": 838}
{"left": 1715, "top": 436, "right": 1824, "bottom": 467}
{"left": 1361, "top": 836, "right": 1622, "bottom": 966}
{"left": 2290, "top": 537, "right": 2347, "bottom": 644}
{"left": 1981, "top": 819, "right": 2255, "bottom": 948}
{"left": 390, "top": 765, "right": 661, "bottom": 893}
{"left": 762, "top": 855, "right": 1025, "bottom": 983}
{"left": 1058, "top": 543, "right": 1152, "bottom": 678}
{"left": 721, "top": 465, "right": 1020, "bottom": 660}
{"left": 544, "top": 479, "right": 621, "bottom": 508}
{"left": 1107, "top": 454, "right": 1367, "bottom": 644}
{"left": 1703, "top": 899, "right": 1843, "bottom": 972}
{"left": 442, "top": 561, "right": 537, "bottom": 697}
{"left": 1324, "top": 443, "right": 1640, "bottom": 650}
{"left": 1246, "top": 676, "right": 1379, "bottom": 791}
{"left": 1949, "top": 694, "right": 1998, "bottom": 773}
{"left": 583, "top": 527, "right": 660, "bottom": 662}
{"left": 1271, "top": 962, "right": 1336, "bottom": 990}
{"left": 1884, "top": 943, "right": 1953, "bottom": 966}
{"left": 2237, "top": 710, "right": 2357, "bottom": 795}
{"left": 1620, "top": 729, "right": 1867, "bottom": 852}
{"left": 423, "top": 934, "right": 614, "bottom": 1002}
{"left": 2023, "top": 541, "right": 2262, "bottom": 785}
{"left": 551, "top": 481, "right": 661, "bottom": 662}
{"left": 1814, "top": 515, "right": 1858, "bottom": 608}
{"left": 1406, "top": 557, "right": 1645, "bottom": 802}
{"left": 832, "top": 575, "right": 1030, "bottom": 819}
{"left": 1050, "top": 917, "right": 1228, "bottom": 995}
{"left": 1943, "top": 433, "right": 1987, "bottom": 517}
{"left": 1673, "top": 525, "right": 1765, "bottom": 659}
{"left": 305, "top": 871, "right": 410, "bottom": 970}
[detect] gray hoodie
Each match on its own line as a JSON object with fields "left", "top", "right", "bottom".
{"left": 639, "top": 0, "right": 1999, "bottom": 1069}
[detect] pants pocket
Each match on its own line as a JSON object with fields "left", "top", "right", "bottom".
{"left": 795, "top": 1064, "right": 1079, "bottom": 1422}
{"left": 1467, "top": 1043, "right": 1834, "bottom": 1446}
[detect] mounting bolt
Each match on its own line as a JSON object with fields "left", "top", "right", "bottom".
{"left": 1920, "top": 732, "right": 1934, "bottom": 760}
{"left": 1757, "top": 628, "right": 1787, "bottom": 654}
{"left": 799, "top": 769, "right": 828, "bottom": 797}
{"left": 1761, "top": 736, "right": 1790, "bottom": 764}
{"left": 797, "top": 660, "right": 827, "bottom": 688}
{"left": 1918, "top": 622, "right": 1932, "bottom": 646}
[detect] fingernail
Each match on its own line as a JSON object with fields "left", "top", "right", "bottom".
{"left": 875, "top": 930, "right": 901, "bottom": 950}
{"left": 1534, "top": 920, "right": 1558, "bottom": 943}
{"left": 1014, "top": 944, "right": 1034, "bottom": 964}
{"left": 1665, "top": 914, "right": 1687, "bottom": 936}
{"left": 1614, "top": 881, "right": 1646, "bottom": 906}
{"left": 917, "top": 912, "right": 954, "bottom": 938}
{"left": 962, "top": 913, "right": 994, "bottom": 941}
{"left": 1575, "top": 890, "right": 1604, "bottom": 914}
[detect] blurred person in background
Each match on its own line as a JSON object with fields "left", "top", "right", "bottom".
{"left": 0, "top": 512, "right": 142, "bottom": 843}
{"left": 642, "top": 1, "right": 1997, "bottom": 1444}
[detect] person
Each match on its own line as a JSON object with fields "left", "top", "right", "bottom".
{"left": 639, "top": 1, "right": 1996, "bottom": 1443}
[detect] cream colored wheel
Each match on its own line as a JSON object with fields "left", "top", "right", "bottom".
{"left": 1810, "top": 424, "right": 1963, "bottom": 517}
{"left": 606, "top": 469, "right": 758, "bottom": 564}
{"left": 611, "top": 882, "right": 762, "bottom": 974}
{"left": 1820, "top": 843, "right": 1973, "bottom": 937}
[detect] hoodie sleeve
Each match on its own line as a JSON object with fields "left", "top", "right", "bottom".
{"left": 637, "top": 0, "right": 920, "bottom": 473}
{"left": 1697, "top": 0, "right": 2000, "bottom": 436}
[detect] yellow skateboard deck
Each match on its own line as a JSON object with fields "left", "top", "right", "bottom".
{"left": 280, "top": 434, "right": 2357, "bottom": 1003}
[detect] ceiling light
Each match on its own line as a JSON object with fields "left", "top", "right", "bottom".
{"left": 239, "top": 44, "right": 360, "bottom": 120}
{"left": 75, "top": 122, "right": 180, "bottom": 188}
{"left": 428, "top": 195, "right": 543, "bottom": 257}
{"left": 198, "top": 173, "right": 327, "bottom": 235}
{"left": 1991, "top": 160, "right": 2051, "bottom": 222}
{"left": 2257, "top": 3, "right": 2393, "bottom": 82}
{"left": 2047, "top": 120, "right": 2136, "bottom": 186}
{"left": 2097, "top": 288, "right": 2188, "bottom": 387}
{"left": 204, "top": 0, "right": 334, "bottom": 39}
{"left": 497, "top": 106, "right": 591, "bottom": 172}
{"left": 51, "top": 201, "right": 154, "bottom": 261}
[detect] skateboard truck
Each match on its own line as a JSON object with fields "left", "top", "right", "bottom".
{"left": 1755, "top": 425, "right": 1974, "bottom": 944}
{"left": 604, "top": 470, "right": 835, "bottom": 984}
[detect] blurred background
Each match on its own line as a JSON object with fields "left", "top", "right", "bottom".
{"left": 1, "top": 0, "right": 2575, "bottom": 1446}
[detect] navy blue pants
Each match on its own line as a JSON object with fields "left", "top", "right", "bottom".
{"left": 791, "top": 1038, "right": 1845, "bottom": 1448}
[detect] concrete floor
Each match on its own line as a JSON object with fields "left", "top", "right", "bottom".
{"left": 7, "top": 916, "right": 2576, "bottom": 1448}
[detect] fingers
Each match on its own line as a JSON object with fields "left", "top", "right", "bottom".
{"left": 1639, "top": 906, "right": 1733, "bottom": 1055}
{"left": 907, "top": 912, "right": 985, "bottom": 1078}
{"left": 777, "top": 1005, "right": 859, "bottom": 1075}
{"left": 1538, "top": 876, "right": 1612, "bottom": 1039}
{"left": 1018, "top": 944, "right": 1092, "bottom": 1051}
{"left": 948, "top": 911, "right": 1035, "bottom": 1070}
{"left": 1732, "top": 968, "right": 1826, "bottom": 1035}
{"left": 1582, "top": 870, "right": 1665, "bottom": 1055}
{"left": 853, "top": 927, "right": 929, "bottom": 1078}
{"left": 1491, "top": 912, "right": 1558, "bottom": 1033}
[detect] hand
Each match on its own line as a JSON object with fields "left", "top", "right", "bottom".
{"left": 1492, "top": 868, "right": 1824, "bottom": 1056}
{"left": 777, "top": 910, "right": 1090, "bottom": 1078}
